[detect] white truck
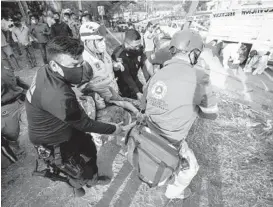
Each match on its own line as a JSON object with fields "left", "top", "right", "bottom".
{"left": 205, "top": 6, "right": 273, "bottom": 65}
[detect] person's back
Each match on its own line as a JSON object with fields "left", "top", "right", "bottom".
{"left": 145, "top": 58, "right": 198, "bottom": 142}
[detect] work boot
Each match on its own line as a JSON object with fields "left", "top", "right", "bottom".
{"left": 73, "top": 187, "right": 85, "bottom": 197}
{"left": 86, "top": 175, "right": 111, "bottom": 188}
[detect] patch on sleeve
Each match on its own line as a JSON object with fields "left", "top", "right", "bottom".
{"left": 151, "top": 81, "right": 167, "bottom": 99}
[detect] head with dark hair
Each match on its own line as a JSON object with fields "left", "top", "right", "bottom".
{"left": 30, "top": 14, "right": 39, "bottom": 25}
{"left": 124, "top": 29, "right": 143, "bottom": 53}
{"left": 53, "top": 12, "right": 60, "bottom": 24}
{"left": 265, "top": 51, "right": 271, "bottom": 56}
{"left": 81, "top": 13, "right": 91, "bottom": 24}
{"left": 12, "top": 17, "right": 22, "bottom": 27}
{"left": 146, "top": 21, "right": 154, "bottom": 32}
{"left": 63, "top": 13, "right": 71, "bottom": 22}
{"left": 47, "top": 37, "right": 84, "bottom": 84}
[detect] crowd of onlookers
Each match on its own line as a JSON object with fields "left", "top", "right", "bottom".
{"left": 1, "top": 9, "right": 94, "bottom": 71}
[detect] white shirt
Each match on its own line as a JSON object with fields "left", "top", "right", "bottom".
{"left": 144, "top": 31, "right": 155, "bottom": 52}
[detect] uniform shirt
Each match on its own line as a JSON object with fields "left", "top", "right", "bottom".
{"left": 12, "top": 25, "right": 31, "bottom": 46}
{"left": 50, "top": 22, "right": 72, "bottom": 38}
{"left": 112, "top": 45, "right": 144, "bottom": 99}
{"left": 25, "top": 64, "right": 116, "bottom": 146}
{"left": 30, "top": 23, "right": 49, "bottom": 43}
{"left": 82, "top": 50, "right": 119, "bottom": 100}
{"left": 144, "top": 57, "right": 217, "bottom": 143}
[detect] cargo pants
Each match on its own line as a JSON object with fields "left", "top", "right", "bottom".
{"left": 164, "top": 141, "right": 199, "bottom": 199}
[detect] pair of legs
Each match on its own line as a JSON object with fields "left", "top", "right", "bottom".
{"left": 165, "top": 141, "right": 199, "bottom": 199}
{"left": 20, "top": 44, "right": 37, "bottom": 68}
{"left": 60, "top": 130, "right": 98, "bottom": 180}
{"left": 1, "top": 45, "right": 21, "bottom": 71}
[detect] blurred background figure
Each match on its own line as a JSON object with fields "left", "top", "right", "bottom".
{"left": 12, "top": 17, "right": 37, "bottom": 69}
{"left": 30, "top": 14, "right": 50, "bottom": 64}
{"left": 252, "top": 51, "right": 271, "bottom": 75}
{"left": 244, "top": 50, "right": 260, "bottom": 73}
{"left": 143, "top": 22, "right": 156, "bottom": 59}
{"left": 51, "top": 12, "right": 72, "bottom": 38}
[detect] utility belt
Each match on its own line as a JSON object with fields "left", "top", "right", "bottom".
{"left": 125, "top": 116, "right": 190, "bottom": 187}
{"left": 33, "top": 144, "right": 85, "bottom": 181}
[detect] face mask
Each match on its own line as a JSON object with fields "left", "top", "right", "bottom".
{"left": 55, "top": 61, "right": 83, "bottom": 84}
{"left": 126, "top": 45, "right": 144, "bottom": 56}
{"left": 31, "top": 20, "right": 37, "bottom": 24}
{"left": 14, "top": 23, "right": 21, "bottom": 27}
{"left": 54, "top": 19, "right": 60, "bottom": 23}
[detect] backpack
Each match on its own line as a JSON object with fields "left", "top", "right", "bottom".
{"left": 125, "top": 124, "right": 180, "bottom": 188}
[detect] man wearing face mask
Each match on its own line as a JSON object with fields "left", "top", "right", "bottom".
{"left": 141, "top": 30, "right": 218, "bottom": 200}
{"left": 30, "top": 14, "right": 50, "bottom": 64}
{"left": 25, "top": 37, "right": 124, "bottom": 195}
{"left": 112, "top": 29, "right": 150, "bottom": 100}
{"left": 51, "top": 12, "right": 72, "bottom": 38}
{"left": 11, "top": 17, "right": 37, "bottom": 68}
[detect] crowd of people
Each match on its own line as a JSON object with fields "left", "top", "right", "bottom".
{"left": 2, "top": 7, "right": 220, "bottom": 201}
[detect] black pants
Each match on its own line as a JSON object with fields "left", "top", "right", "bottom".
{"left": 60, "top": 130, "right": 98, "bottom": 179}
{"left": 39, "top": 43, "right": 47, "bottom": 64}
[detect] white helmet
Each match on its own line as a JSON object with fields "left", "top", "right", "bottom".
{"left": 80, "top": 22, "right": 106, "bottom": 41}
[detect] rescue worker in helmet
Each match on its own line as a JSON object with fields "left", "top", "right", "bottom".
{"left": 78, "top": 22, "right": 139, "bottom": 145}
{"left": 79, "top": 22, "right": 120, "bottom": 102}
{"left": 141, "top": 30, "right": 218, "bottom": 199}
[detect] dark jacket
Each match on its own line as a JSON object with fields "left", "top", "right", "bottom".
{"left": 1, "top": 66, "right": 28, "bottom": 106}
{"left": 25, "top": 64, "right": 116, "bottom": 146}
{"left": 112, "top": 45, "right": 145, "bottom": 99}
{"left": 50, "top": 22, "right": 72, "bottom": 38}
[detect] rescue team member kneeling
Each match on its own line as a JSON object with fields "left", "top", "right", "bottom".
{"left": 25, "top": 37, "right": 124, "bottom": 194}
{"left": 142, "top": 30, "right": 218, "bottom": 199}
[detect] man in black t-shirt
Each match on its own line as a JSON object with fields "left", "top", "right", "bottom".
{"left": 50, "top": 12, "right": 72, "bottom": 38}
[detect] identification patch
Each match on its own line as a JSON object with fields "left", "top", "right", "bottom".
{"left": 151, "top": 81, "right": 167, "bottom": 99}
{"left": 95, "top": 63, "right": 101, "bottom": 70}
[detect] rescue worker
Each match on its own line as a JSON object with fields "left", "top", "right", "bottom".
{"left": 112, "top": 29, "right": 150, "bottom": 100}
{"left": 79, "top": 22, "right": 139, "bottom": 146}
{"left": 79, "top": 22, "right": 120, "bottom": 102}
{"left": 1, "top": 62, "right": 29, "bottom": 167}
{"left": 141, "top": 30, "right": 218, "bottom": 199}
{"left": 25, "top": 37, "right": 126, "bottom": 196}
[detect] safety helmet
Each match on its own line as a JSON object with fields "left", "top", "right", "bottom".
{"left": 169, "top": 29, "right": 203, "bottom": 52}
{"left": 80, "top": 22, "right": 106, "bottom": 41}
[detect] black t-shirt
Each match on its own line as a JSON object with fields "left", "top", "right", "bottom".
{"left": 112, "top": 45, "right": 144, "bottom": 99}
{"left": 25, "top": 65, "right": 116, "bottom": 145}
{"left": 51, "top": 22, "right": 72, "bottom": 38}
